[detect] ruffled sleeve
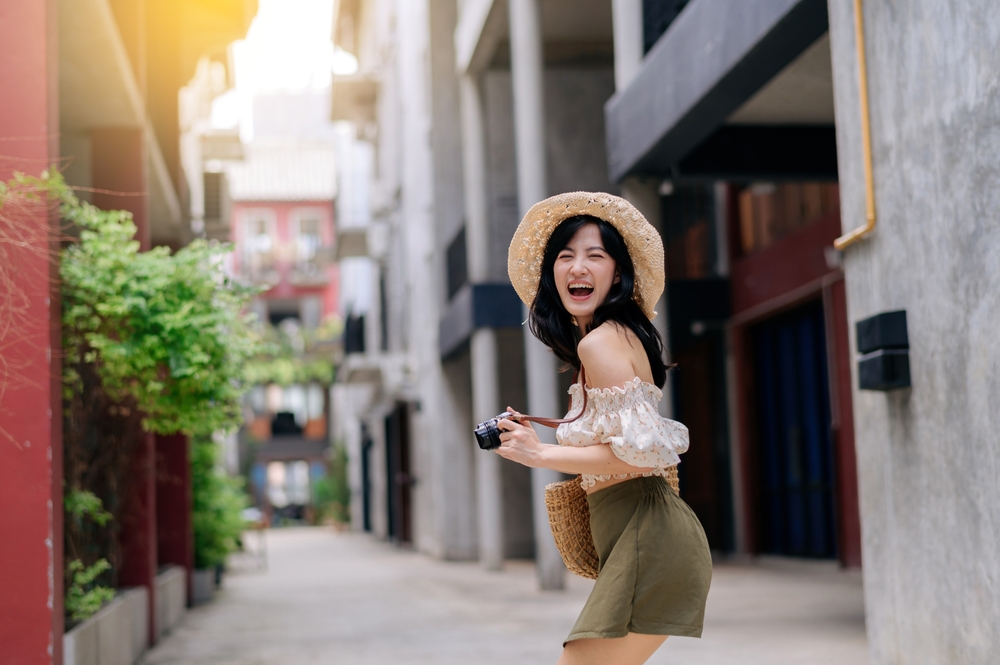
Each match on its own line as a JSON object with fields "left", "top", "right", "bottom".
{"left": 556, "top": 378, "right": 689, "bottom": 470}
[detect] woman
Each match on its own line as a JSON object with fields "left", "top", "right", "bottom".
{"left": 496, "top": 192, "right": 712, "bottom": 665}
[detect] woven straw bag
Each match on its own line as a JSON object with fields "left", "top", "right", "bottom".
{"left": 544, "top": 467, "right": 680, "bottom": 580}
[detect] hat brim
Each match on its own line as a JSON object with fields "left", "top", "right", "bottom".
{"left": 507, "top": 191, "right": 664, "bottom": 320}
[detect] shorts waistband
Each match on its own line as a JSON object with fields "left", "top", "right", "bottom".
{"left": 586, "top": 474, "right": 671, "bottom": 505}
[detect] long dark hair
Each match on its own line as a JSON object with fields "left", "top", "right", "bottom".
{"left": 528, "top": 215, "right": 670, "bottom": 388}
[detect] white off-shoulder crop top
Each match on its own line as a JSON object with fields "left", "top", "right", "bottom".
{"left": 555, "top": 377, "right": 690, "bottom": 490}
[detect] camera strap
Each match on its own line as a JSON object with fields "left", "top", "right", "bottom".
{"left": 517, "top": 366, "right": 588, "bottom": 429}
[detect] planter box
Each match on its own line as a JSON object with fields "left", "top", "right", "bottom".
{"left": 155, "top": 566, "right": 187, "bottom": 641}
{"left": 191, "top": 568, "right": 215, "bottom": 605}
{"left": 64, "top": 587, "right": 148, "bottom": 665}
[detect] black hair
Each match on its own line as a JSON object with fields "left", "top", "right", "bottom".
{"left": 528, "top": 215, "right": 671, "bottom": 388}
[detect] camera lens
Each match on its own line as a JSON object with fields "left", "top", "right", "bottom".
{"left": 473, "top": 412, "right": 510, "bottom": 450}
{"left": 474, "top": 420, "right": 501, "bottom": 450}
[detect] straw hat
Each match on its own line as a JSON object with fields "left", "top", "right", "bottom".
{"left": 507, "top": 191, "right": 664, "bottom": 320}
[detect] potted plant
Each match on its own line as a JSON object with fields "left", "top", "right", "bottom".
{"left": 192, "top": 437, "right": 249, "bottom": 604}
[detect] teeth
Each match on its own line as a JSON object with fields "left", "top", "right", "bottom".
{"left": 569, "top": 283, "right": 593, "bottom": 290}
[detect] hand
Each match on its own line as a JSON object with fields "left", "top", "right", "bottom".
{"left": 495, "top": 406, "right": 548, "bottom": 468}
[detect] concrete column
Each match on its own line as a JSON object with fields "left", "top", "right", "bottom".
{"left": 460, "top": 75, "right": 504, "bottom": 570}
{"left": 611, "top": 0, "right": 645, "bottom": 90}
{"left": 470, "top": 329, "right": 504, "bottom": 568}
{"left": 620, "top": 178, "right": 674, "bottom": 419}
{"left": 0, "top": 1, "right": 63, "bottom": 662}
{"left": 508, "top": 0, "right": 565, "bottom": 590}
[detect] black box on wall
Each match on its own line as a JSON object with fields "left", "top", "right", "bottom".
{"left": 856, "top": 310, "right": 910, "bottom": 391}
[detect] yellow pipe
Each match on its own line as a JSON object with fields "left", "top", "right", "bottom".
{"left": 835, "top": 0, "right": 876, "bottom": 251}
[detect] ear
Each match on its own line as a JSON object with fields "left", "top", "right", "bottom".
{"left": 614, "top": 269, "right": 621, "bottom": 285}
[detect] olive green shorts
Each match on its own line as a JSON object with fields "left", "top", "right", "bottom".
{"left": 566, "top": 475, "right": 712, "bottom": 643}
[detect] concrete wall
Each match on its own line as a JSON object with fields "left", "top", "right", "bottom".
{"left": 154, "top": 566, "right": 186, "bottom": 640}
{"left": 828, "top": 2, "right": 1000, "bottom": 663}
{"left": 478, "top": 65, "right": 614, "bottom": 559}
{"left": 64, "top": 587, "right": 148, "bottom": 665}
{"left": 482, "top": 67, "right": 617, "bottom": 284}
{"left": 388, "top": 0, "right": 477, "bottom": 560}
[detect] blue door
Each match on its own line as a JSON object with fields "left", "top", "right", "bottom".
{"left": 753, "top": 300, "right": 836, "bottom": 558}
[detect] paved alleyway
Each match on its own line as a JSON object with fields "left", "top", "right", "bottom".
{"left": 141, "top": 528, "right": 867, "bottom": 665}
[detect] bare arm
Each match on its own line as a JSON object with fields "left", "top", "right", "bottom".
{"left": 495, "top": 324, "right": 652, "bottom": 474}
{"left": 495, "top": 421, "right": 656, "bottom": 474}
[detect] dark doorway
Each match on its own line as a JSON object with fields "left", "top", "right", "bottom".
{"left": 361, "top": 424, "right": 373, "bottom": 533}
{"left": 752, "top": 300, "right": 837, "bottom": 558}
{"left": 384, "top": 402, "right": 413, "bottom": 544}
{"left": 671, "top": 331, "right": 734, "bottom": 552}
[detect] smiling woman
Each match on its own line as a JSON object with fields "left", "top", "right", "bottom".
{"left": 497, "top": 192, "right": 712, "bottom": 665}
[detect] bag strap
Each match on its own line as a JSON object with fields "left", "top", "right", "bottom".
{"left": 518, "top": 366, "right": 588, "bottom": 429}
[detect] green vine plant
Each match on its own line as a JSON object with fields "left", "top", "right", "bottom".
{"left": 64, "top": 488, "right": 112, "bottom": 526}
{"left": 243, "top": 319, "right": 335, "bottom": 387}
{"left": 65, "top": 559, "right": 115, "bottom": 623}
{"left": 63, "top": 488, "right": 115, "bottom": 622}
{"left": 59, "top": 178, "right": 262, "bottom": 436}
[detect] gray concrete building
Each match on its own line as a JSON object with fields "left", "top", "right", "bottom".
{"left": 332, "top": 0, "right": 621, "bottom": 589}
{"left": 827, "top": 2, "right": 1000, "bottom": 662}
{"left": 331, "top": 1, "right": 1000, "bottom": 662}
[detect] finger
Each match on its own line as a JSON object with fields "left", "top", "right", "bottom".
{"left": 506, "top": 406, "right": 523, "bottom": 418}
{"left": 497, "top": 418, "right": 523, "bottom": 431}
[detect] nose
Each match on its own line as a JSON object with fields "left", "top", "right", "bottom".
{"left": 569, "top": 255, "right": 588, "bottom": 276}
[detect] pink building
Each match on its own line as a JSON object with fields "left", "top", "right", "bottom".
{"left": 226, "top": 141, "right": 339, "bottom": 325}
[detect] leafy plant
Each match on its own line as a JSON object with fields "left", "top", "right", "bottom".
{"left": 243, "top": 320, "right": 335, "bottom": 386}
{"left": 243, "top": 355, "right": 334, "bottom": 386}
{"left": 313, "top": 445, "right": 350, "bottom": 524}
{"left": 3, "top": 171, "right": 263, "bottom": 610}
{"left": 192, "top": 437, "right": 249, "bottom": 569}
{"left": 59, "top": 175, "right": 261, "bottom": 436}
{"left": 64, "top": 488, "right": 112, "bottom": 526}
{"left": 65, "top": 559, "right": 114, "bottom": 622}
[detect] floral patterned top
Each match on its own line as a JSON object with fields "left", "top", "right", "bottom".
{"left": 555, "top": 377, "right": 689, "bottom": 490}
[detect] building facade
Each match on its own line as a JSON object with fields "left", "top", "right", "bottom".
{"left": 0, "top": 1, "right": 255, "bottom": 662}
{"left": 605, "top": 0, "right": 861, "bottom": 565}
{"left": 331, "top": 2, "right": 1000, "bottom": 663}
{"left": 332, "top": 0, "right": 623, "bottom": 587}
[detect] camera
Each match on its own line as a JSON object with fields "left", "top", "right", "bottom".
{"left": 474, "top": 412, "right": 517, "bottom": 450}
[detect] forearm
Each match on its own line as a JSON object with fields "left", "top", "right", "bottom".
{"left": 538, "top": 442, "right": 649, "bottom": 476}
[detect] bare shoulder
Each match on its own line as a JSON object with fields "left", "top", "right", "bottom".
{"left": 577, "top": 322, "right": 640, "bottom": 389}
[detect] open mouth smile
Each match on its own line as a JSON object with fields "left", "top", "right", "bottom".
{"left": 567, "top": 281, "right": 594, "bottom": 300}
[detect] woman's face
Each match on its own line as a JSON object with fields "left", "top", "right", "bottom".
{"left": 553, "top": 223, "right": 618, "bottom": 331}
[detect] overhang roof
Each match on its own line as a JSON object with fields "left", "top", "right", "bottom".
{"left": 226, "top": 141, "right": 337, "bottom": 202}
{"left": 59, "top": 0, "right": 182, "bottom": 245}
{"left": 455, "top": 0, "right": 613, "bottom": 74}
{"left": 604, "top": 0, "right": 830, "bottom": 181}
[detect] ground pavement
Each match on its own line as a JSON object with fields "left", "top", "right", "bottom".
{"left": 141, "top": 527, "right": 868, "bottom": 665}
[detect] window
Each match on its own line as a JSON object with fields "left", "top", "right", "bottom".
{"left": 297, "top": 218, "right": 321, "bottom": 271}
{"left": 242, "top": 211, "right": 276, "bottom": 280}
{"left": 445, "top": 227, "right": 467, "bottom": 300}
{"left": 203, "top": 172, "right": 223, "bottom": 221}
{"left": 661, "top": 183, "right": 717, "bottom": 280}
{"left": 292, "top": 210, "right": 325, "bottom": 277}
{"left": 736, "top": 183, "right": 840, "bottom": 257}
